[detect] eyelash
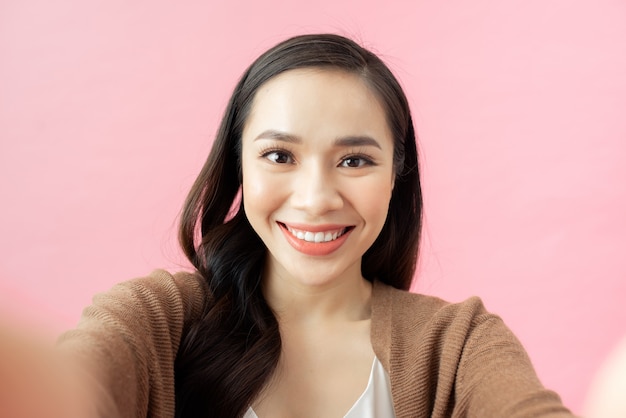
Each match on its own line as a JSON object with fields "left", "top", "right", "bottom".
{"left": 258, "top": 146, "right": 377, "bottom": 168}
{"left": 339, "top": 153, "right": 375, "bottom": 168}
{"left": 259, "top": 147, "right": 295, "bottom": 164}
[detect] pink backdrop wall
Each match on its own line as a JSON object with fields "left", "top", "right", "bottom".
{"left": 1, "top": 1, "right": 625, "bottom": 413}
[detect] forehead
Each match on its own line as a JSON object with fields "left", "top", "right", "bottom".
{"left": 242, "top": 68, "right": 392, "bottom": 145}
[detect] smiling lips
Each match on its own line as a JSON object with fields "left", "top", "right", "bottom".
{"left": 278, "top": 222, "right": 353, "bottom": 256}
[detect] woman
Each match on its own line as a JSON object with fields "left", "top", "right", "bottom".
{"left": 52, "top": 34, "right": 576, "bottom": 418}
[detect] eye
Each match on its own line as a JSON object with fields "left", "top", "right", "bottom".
{"left": 263, "top": 150, "right": 294, "bottom": 164}
{"left": 340, "top": 155, "right": 374, "bottom": 168}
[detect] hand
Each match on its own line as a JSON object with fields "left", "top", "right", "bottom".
{"left": 0, "top": 325, "right": 98, "bottom": 418}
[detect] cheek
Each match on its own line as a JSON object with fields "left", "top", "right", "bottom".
{"left": 353, "top": 177, "right": 394, "bottom": 228}
{"left": 241, "top": 163, "right": 283, "bottom": 224}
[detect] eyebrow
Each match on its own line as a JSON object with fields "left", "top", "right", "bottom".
{"left": 254, "top": 130, "right": 382, "bottom": 149}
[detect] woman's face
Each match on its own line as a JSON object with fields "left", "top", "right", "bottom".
{"left": 241, "top": 68, "right": 395, "bottom": 287}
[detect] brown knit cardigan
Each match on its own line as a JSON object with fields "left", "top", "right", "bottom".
{"left": 58, "top": 270, "right": 576, "bottom": 417}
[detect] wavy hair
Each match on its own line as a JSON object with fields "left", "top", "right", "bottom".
{"left": 175, "top": 33, "right": 422, "bottom": 417}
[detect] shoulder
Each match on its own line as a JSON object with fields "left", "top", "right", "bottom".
{"left": 371, "top": 279, "right": 490, "bottom": 331}
{"left": 371, "top": 280, "right": 502, "bottom": 368}
{"left": 92, "top": 269, "right": 208, "bottom": 313}
{"left": 62, "top": 269, "right": 209, "bottom": 349}
{"left": 104, "top": 268, "right": 206, "bottom": 296}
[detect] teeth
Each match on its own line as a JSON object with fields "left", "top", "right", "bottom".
{"left": 285, "top": 225, "right": 346, "bottom": 243}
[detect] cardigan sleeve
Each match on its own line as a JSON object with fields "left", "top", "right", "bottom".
{"left": 453, "top": 299, "right": 576, "bottom": 417}
{"left": 57, "top": 269, "right": 207, "bottom": 418}
{"left": 369, "top": 281, "right": 578, "bottom": 417}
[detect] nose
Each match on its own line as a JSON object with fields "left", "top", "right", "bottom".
{"left": 290, "top": 162, "right": 343, "bottom": 216}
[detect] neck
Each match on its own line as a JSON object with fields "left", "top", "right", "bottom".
{"left": 262, "top": 266, "right": 373, "bottom": 325}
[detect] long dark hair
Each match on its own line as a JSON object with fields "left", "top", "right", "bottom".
{"left": 175, "top": 33, "right": 422, "bottom": 417}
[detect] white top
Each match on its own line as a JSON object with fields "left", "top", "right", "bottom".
{"left": 244, "top": 356, "right": 395, "bottom": 418}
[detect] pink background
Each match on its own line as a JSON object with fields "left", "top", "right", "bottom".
{"left": 1, "top": 1, "right": 625, "bottom": 413}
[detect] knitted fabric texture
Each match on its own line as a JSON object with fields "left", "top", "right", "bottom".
{"left": 58, "top": 270, "right": 576, "bottom": 418}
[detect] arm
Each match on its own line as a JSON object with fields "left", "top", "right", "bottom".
{"left": 56, "top": 269, "right": 207, "bottom": 418}
{"left": 454, "top": 303, "right": 576, "bottom": 417}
